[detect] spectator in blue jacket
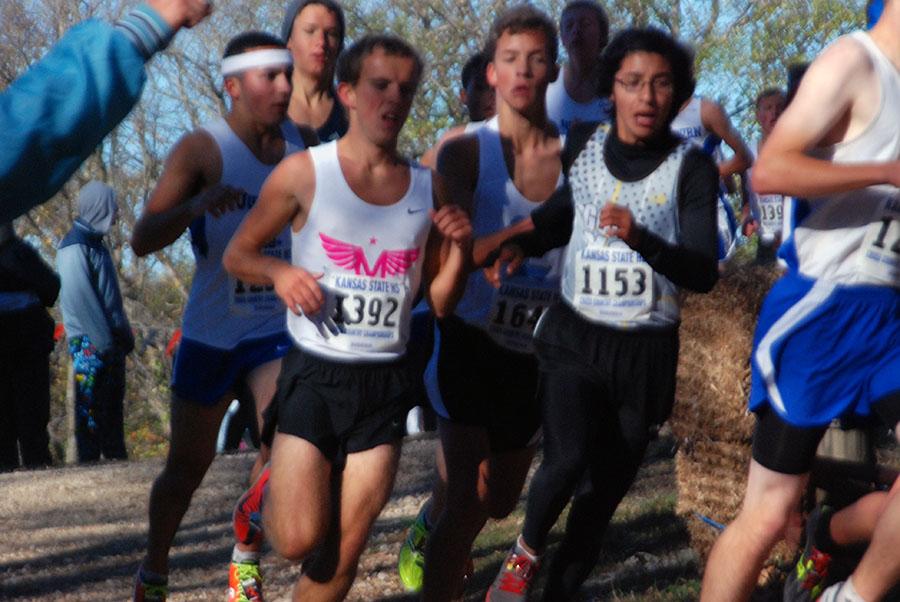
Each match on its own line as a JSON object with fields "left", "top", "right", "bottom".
{"left": 58, "top": 181, "right": 134, "bottom": 462}
{"left": 0, "top": 222, "right": 59, "bottom": 470}
{"left": 0, "top": 0, "right": 211, "bottom": 224}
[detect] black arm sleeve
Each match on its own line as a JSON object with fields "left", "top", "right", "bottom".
{"left": 633, "top": 149, "right": 720, "bottom": 293}
{"left": 513, "top": 182, "right": 574, "bottom": 258}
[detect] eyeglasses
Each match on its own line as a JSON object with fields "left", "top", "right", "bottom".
{"left": 614, "top": 76, "right": 674, "bottom": 94}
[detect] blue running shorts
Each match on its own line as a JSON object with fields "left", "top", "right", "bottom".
{"left": 171, "top": 332, "right": 292, "bottom": 405}
{"left": 749, "top": 271, "right": 900, "bottom": 428}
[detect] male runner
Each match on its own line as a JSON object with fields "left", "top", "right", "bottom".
{"left": 129, "top": 31, "right": 312, "bottom": 601}
{"left": 402, "top": 7, "right": 566, "bottom": 600}
{"left": 671, "top": 93, "right": 754, "bottom": 263}
{"left": 224, "top": 34, "right": 472, "bottom": 602}
{"left": 485, "top": 26, "right": 719, "bottom": 601}
{"left": 743, "top": 87, "right": 786, "bottom": 264}
{"left": 701, "top": 2, "right": 900, "bottom": 600}
{"left": 545, "top": 0, "right": 611, "bottom": 134}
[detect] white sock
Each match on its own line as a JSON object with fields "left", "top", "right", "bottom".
{"left": 819, "top": 577, "right": 868, "bottom": 602}
{"left": 515, "top": 535, "right": 540, "bottom": 563}
{"left": 231, "top": 544, "right": 260, "bottom": 564}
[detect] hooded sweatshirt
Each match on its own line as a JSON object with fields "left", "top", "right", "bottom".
{"left": 57, "top": 181, "right": 133, "bottom": 355}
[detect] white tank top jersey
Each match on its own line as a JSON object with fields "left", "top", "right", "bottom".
{"left": 545, "top": 77, "right": 612, "bottom": 136}
{"left": 561, "top": 124, "right": 688, "bottom": 328}
{"left": 181, "top": 118, "right": 305, "bottom": 348}
{"left": 748, "top": 139, "right": 786, "bottom": 242}
{"left": 670, "top": 97, "right": 722, "bottom": 158}
{"left": 288, "top": 141, "right": 434, "bottom": 361}
{"left": 783, "top": 31, "right": 900, "bottom": 287}
{"left": 452, "top": 116, "right": 565, "bottom": 353}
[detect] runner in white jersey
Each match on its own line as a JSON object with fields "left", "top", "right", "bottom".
{"left": 671, "top": 94, "right": 753, "bottom": 263}
{"left": 742, "top": 87, "right": 786, "bottom": 264}
{"left": 702, "top": 3, "right": 900, "bottom": 600}
{"left": 400, "top": 9, "right": 565, "bottom": 601}
{"left": 128, "top": 32, "right": 315, "bottom": 602}
{"left": 484, "top": 27, "right": 719, "bottom": 602}
{"left": 223, "top": 35, "right": 472, "bottom": 602}
{"left": 545, "top": 0, "right": 612, "bottom": 135}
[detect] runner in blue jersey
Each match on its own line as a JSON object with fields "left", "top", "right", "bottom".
{"left": 702, "top": 2, "right": 900, "bottom": 600}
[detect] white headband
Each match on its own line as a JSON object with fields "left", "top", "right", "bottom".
{"left": 221, "top": 48, "right": 293, "bottom": 77}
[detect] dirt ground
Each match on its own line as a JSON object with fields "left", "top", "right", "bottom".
{"left": 0, "top": 435, "right": 701, "bottom": 601}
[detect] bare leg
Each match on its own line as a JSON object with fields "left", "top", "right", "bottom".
{"left": 293, "top": 442, "right": 401, "bottom": 602}
{"left": 263, "top": 433, "right": 333, "bottom": 561}
{"left": 246, "top": 358, "right": 282, "bottom": 483}
{"left": 143, "top": 394, "right": 231, "bottom": 575}
{"left": 845, "top": 429, "right": 900, "bottom": 602}
{"left": 701, "top": 460, "right": 807, "bottom": 602}
{"left": 423, "top": 419, "right": 534, "bottom": 602}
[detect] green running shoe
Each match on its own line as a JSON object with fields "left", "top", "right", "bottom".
{"left": 227, "top": 560, "right": 263, "bottom": 602}
{"left": 398, "top": 503, "right": 430, "bottom": 592}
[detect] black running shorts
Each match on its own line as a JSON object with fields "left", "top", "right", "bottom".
{"left": 435, "top": 315, "right": 541, "bottom": 452}
{"left": 275, "top": 347, "right": 411, "bottom": 468}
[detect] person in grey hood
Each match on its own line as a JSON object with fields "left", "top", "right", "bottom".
{"left": 57, "top": 180, "right": 133, "bottom": 462}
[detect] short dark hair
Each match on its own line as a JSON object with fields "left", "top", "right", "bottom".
{"left": 754, "top": 87, "right": 784, "bottom": 110}
{"left": 336, "top": 34, "right": 424, "bottom": 86}
{"left": 484, "top": 4, "right": 559, "bottom": 65}
{"left": 561, "top": 0, "right": 609, "bottom": 48}
{"left": 281, "top": 0, "right": 346, "bottom": 51}
{"left": 461, "top": 51, "right": 488, "bottom": 90}
{"left": 598, "top": 27, "right": 695, "bottom": 123}
{"left": 223, "top": 31, "right": 286, "bottom": 59}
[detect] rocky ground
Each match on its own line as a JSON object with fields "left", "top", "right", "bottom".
{"left": 0, "top": 434, "right": 706, "bottom": 601}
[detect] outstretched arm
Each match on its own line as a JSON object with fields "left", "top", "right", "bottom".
{"left": 0, "top": 0, "right": 211, "bottom": 223}
{"left": 753, "top": 36, "right": 900, "bottom": 197}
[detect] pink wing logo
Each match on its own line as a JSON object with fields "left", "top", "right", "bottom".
{"left": 319, "top": 233, "right": 419, "bottom": 278}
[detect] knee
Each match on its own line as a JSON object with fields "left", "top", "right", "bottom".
{"left": 267, "top": 515, "right": 328, "bottom": 563}
{"left": 734, "top": 498, "right": 795, "bottom": 549}
{"left": 159, "top": 455, "right": 214, "bottom": 495}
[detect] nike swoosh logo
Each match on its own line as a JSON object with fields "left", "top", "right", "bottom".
{"left": 407, "top": 208, "right": 427, "bottom": 214}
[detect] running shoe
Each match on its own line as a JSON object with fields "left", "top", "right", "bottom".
{"left": 234, "top": 467, "right": 270, "bottom": 547}
{"left": 817, "top": 579, "right": 866, "bottom": 602}
{"left": 133, "top": 570, "right": 167, "bottom": 602}
{"left": 783, "top": 505, "right": 835, "bottom": 601}
{"left": 398, "top": 503, "right": 430, "bottom": 592}
{"left": 486, "top": 539, "right": 539, "bottom": 602}
{"left": 227, "top": 560, "right": 264, "bottom": 602}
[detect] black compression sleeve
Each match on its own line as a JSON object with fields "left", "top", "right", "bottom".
{"left": 517, "top": 182, "right": 574, "bottom": 257}
{"left": 633, "top": 149, "right": 720, "bottom": 292}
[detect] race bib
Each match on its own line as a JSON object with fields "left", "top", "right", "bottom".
{"left": 758, "top": 194, "right": 784, "bottom": 238}
{"left": 229, "top": 238, "right": 289, "bottom": 314}
{"left": 487, "top": 277, "right": 559, "bottom": 353}
{"left": 857, "top": 196, "right": 900, "bottom": 287}
{"left": 319, "top": 271, "right": 407, "bottom": 352}
{"left": 572, "top": 243, "right": 654, "bottom": 323}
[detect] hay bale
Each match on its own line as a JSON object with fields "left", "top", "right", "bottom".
{"left": 671, "top": 267, "right": 777, "bottom": 445}
{"left": 670, "top": 266, "right": 781, "bottom": 568}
